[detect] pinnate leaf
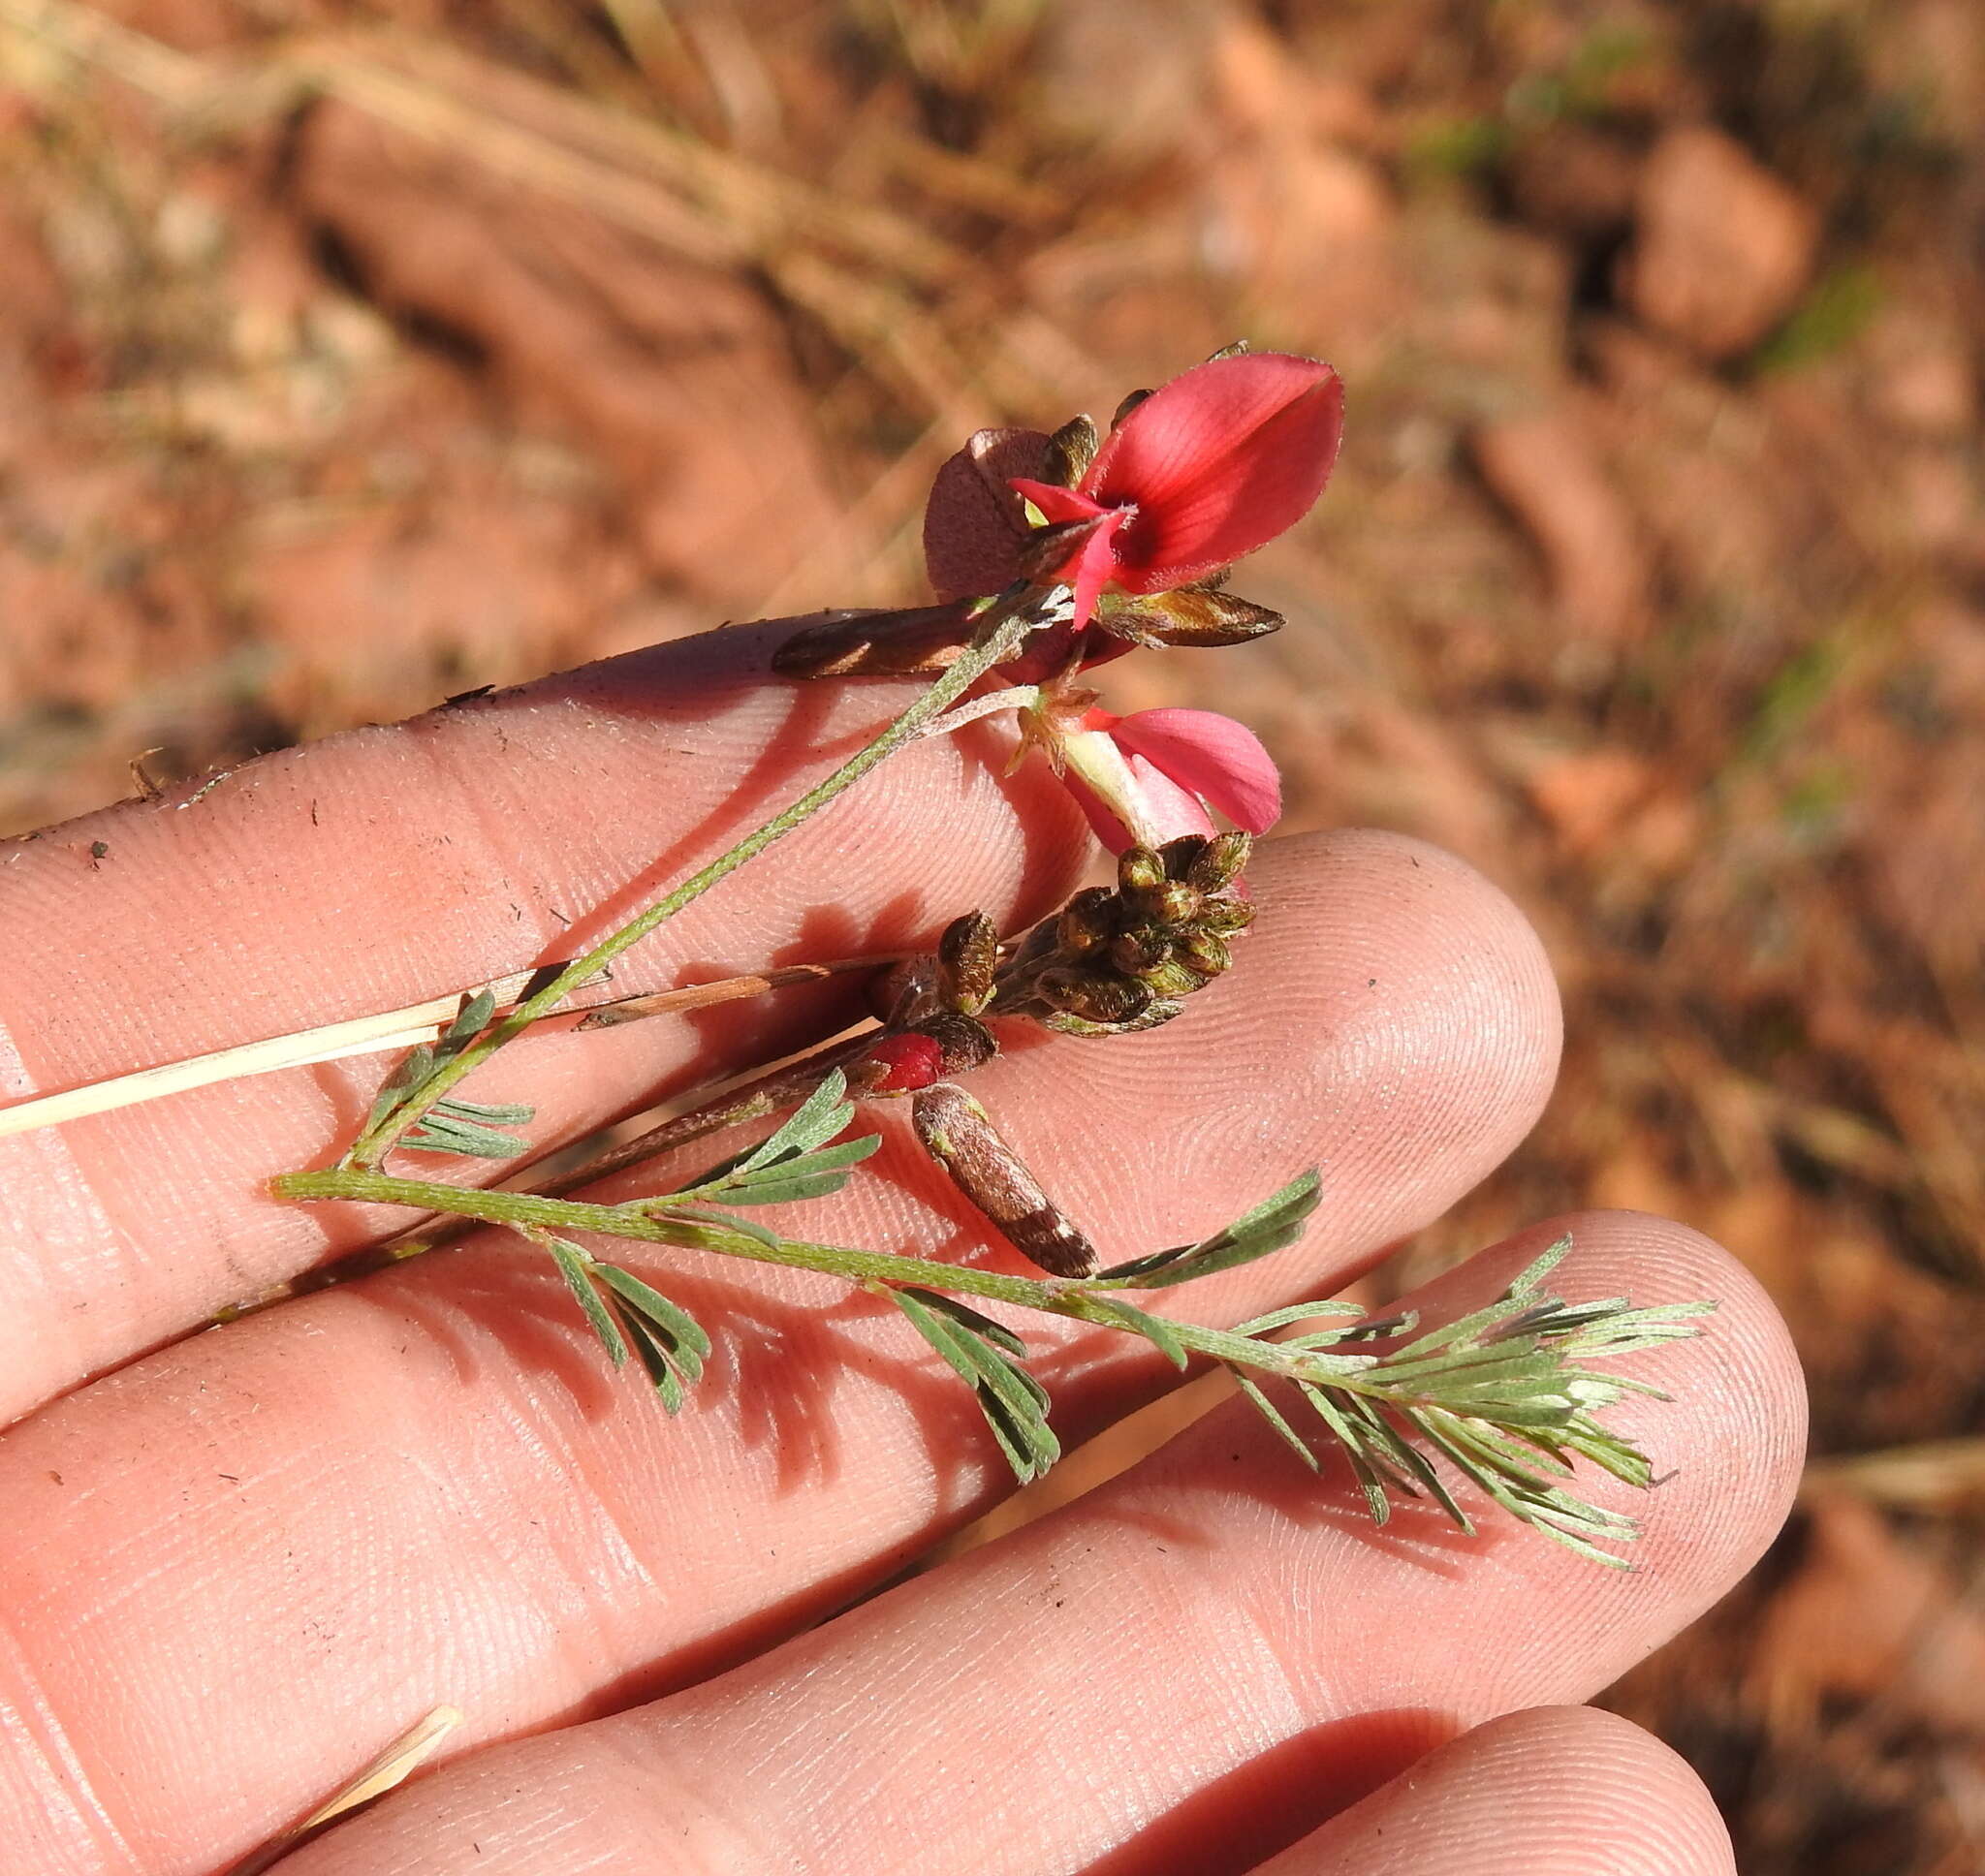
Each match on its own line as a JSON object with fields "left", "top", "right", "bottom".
{"left": 1090, "top": 1171, "right": 1320, "bottom": 1289}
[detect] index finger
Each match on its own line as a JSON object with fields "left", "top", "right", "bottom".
{"left": 0, "top": 620, "right": 1091, "bottom": 1420}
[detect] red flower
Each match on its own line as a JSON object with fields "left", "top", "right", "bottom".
{"left": 925, "top": 352, "right": 1343, "bottom": 634}
{"left": 1057, "top": 706, "right": 1282, "bottom": 854}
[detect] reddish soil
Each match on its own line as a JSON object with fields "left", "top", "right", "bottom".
{"left": 3, "top": 4, "right": 1981, "bottom": 1867}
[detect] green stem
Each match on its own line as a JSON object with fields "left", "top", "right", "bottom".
{"left": 275, "top": 1167, "right": 1373, "bottom": 1386}
{"left": 345, "top": 595, "right": 1043, "bottom": 1170}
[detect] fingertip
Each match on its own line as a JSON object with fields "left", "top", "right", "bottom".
{"left": 1351, "top": 1210, "right": 1807, "bottom": 1683}
{"left": 1478, "top": 1209, "right": 1811, "bottom": 1563}
{"left": 1261, "top": 1704, "right": 1735, "bottom": 1875}
{"left": 1117, "top": 827, "right": 1564, "bottom": 1266}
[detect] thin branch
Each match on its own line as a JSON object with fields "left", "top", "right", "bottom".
{"left": 341, "top": 596, "right": 1045, "bottom": 1170}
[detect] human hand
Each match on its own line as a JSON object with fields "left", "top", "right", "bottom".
{"left": 0, "top": 621, "right": 1804, "bottom": 1874}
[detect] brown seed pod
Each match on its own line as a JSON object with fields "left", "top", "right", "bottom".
{"left": 912, "top": 1083, "right": 1099, "bottom": 1277}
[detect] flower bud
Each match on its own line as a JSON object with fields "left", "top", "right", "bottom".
{"left": 917, "top": 1012, "right": 998, "bottom": 1076}
{"left": 1056, "top": 886, "right": 1118, "bottom": 955}
{"left": 1043, "top": 996, "right": 1183, "bottom": 1037}
{"left": 938, "top": 910, "right": 999, "bottom": 1016}
{"left": 1108, "top": 926, "right": 1172, "bottom": 977}
{"left": 1133, "top": 879, "right": 1203, "bottom": 927}
{"left": 1111, "top": 386, "right": 1153, "bottom": 426}
{"left": 1139, "top": 958, "right": 1212, "bottom": 999}
{"left": 1034, "top": 966, "right": 1150, "bottom": 1026}
{"left": 1040, "top": 413, "right": 1100, "bottom": 488}
{"left": 1200, "top": 896, "right": 1257, "bottom": 935}
{"left": 1015, "top": 512, "right": 1113, "bottom": 586}
{"left": 1186, "top": 830, "right": 1252, "bottom": 893}
{"left": 1178, "top": 930, "right": 1232, "bottom": 978}
{"left": 857, "top": 1031, "right": 946, "bottom": 1095}
{"left": 866, "top": 955, "right": 943, "bottom": 1023}
{"left": 1117, "top": 846, "right": 1166, "bottom": 895}
{"left": 1159, "top": 835, "right": 1211, "bottom": 880}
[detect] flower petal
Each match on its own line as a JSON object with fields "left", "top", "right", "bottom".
{"left": 1058, "top": 769, "right": 1137, "bottom": 852}
{"left": 1085, "top": 354, "right": 1343, "bottom": 588}
{"left": 1108, "top": 707, "right": 1283, "bottom": 832}
{"left": 1067, "top": 513, "right": 1126, "bottom": 632}
{"left": 1007, "top": 479, "right": 1106, "bottom": 526}
{"left": 923, "top": 427, "right": 1051, "bottom": 601}
{"left": 1122, "top": 753, "right": 1218, "bottom": 844}
{"left": 1058, "top": 725, "right": 1215, "bottom": 852}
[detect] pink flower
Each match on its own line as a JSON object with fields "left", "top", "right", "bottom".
{"left": 1056, "top": 706, "right": 1282, "bottom": 854}
{"left": 925, "top": 352, "right": 1342, "bottom": 636}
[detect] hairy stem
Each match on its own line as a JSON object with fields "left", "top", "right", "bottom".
{"left": 274, "top": 1167, "right": 1373, "bottom": 1384}
{"left": 343, "top": 596, "right": 1043, "bottom": 1170}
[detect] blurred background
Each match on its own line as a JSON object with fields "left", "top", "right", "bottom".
{"left": 1, "top": 0, "right": 1980, "bottom": 1867}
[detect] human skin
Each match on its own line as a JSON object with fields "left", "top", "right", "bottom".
{"left": 0, "top": 620, "right": 1805, "bottom": 1874}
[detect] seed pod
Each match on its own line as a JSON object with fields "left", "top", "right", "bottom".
{"left": 1108, "top": 588, "right": 1283, "bottom": 648}
{"left": 771, "top": 599, "right": 978, "bottom": 679}
{"left": 912, "top": 1083, "right": 1099, "bottom": 1277}
{"left": 938, "top": 911, "right": 999, "bottom": 1016}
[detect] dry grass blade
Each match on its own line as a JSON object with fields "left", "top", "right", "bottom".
{"left": 224, "top": 1704, "right": 461, "bottom": 1876}
{"left": 0, "top": 960, "right": 883, "bottom": 1140}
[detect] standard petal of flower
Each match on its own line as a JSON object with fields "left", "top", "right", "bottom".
{"left": 1087, "top": 354, "right": 1344, "bottom": 587}
{"left": 923, "top": 426, "right": 1051, "bottom": 601}
{"left": 1109, "top": 707, "right": 1283, "bottom": 832}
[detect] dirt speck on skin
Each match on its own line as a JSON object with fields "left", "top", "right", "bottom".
{"left": 4, "top": 5, "right": 1982, "bottom": 1867}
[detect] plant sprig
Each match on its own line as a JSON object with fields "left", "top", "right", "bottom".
{"left": 279, "top": 1086, "right": 1712, "bottom": 1565}
{"left": 362, "top": 990, "right": 539, "bottom": 1159}
{"left": 335, "top": 589, "right": 1054, "bottom": 1173}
